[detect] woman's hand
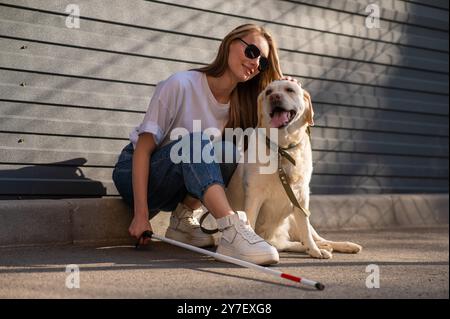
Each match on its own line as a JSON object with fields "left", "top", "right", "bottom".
{"left": 281, "top": 76, "right": 301, "bottom": 86}
{"left": 129, "top": 213, "right": 153, "bottom": 246}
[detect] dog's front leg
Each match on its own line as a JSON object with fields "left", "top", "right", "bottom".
{"left": 244, "top": 193, "right": 264, "bottom": 230}
{"left": 293, "top": 211, "right": 332, "bottom": 259}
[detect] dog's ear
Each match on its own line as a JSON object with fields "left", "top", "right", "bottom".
{"left": 303, "top": 89, "right": 314, "bottom": 126}
{"left": 257, "top": 89, "right": 265, "bottom": 127}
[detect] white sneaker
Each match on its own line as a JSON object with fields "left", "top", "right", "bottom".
{"left": 216, "top": 211, "right": 279, "bottom": 265}
{"left": 165, "top": 203, "right": 215, "bottom": 247}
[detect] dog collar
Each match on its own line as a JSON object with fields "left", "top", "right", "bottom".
{"left": 264, "top": 127, "right": 312, "bottom": 166}
{"left": 265, "top": 136, "right": 297, "bottom": 165}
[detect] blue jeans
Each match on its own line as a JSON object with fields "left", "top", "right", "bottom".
{"left": 112, "top": 132, "right": 239, "bottom": 218}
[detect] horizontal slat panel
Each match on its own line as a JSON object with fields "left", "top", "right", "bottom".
{"left": 314, "top": 112, "right": 448, "bottom": 137}
{"left": 316, "top": 103, "right": 449, "bottom": 126}
{"left": 315, "top": 103, "right": 449, "bottom": 136}
{"left": 0, "top": 128, "right": 447, "bottom": 164}
{"left": 153, "top": 0, "right": 447, "bottom": 51}
{"left": 1, "top": 100, "right": 447, "bottom": 140}
{"left": 312, "top": 161, "right": 448, "bottom": 178}
{"left": 0, "top": 163, "right": 447, "bottom": 197}
{"left": 1, "top": 155, "right": 446, "bottom": 182}
{"left": 1, "top": 57, "right": 447, "bottom": 116}
{"left": 0, "top": 84, "right": 150, "bottom": 112}
{"left": 306, "top": 83, "right": 448, "bottom": 115}
{"left": 0, "top": 104, "right": 137, "bottom": 139}
{"left": 0, "top": 174, "right": 447, "bottom": 196}
{"left": 0, "top": 9, "right": 214, "bottom": 52}
{"left": 0, "top": 147, "right": 119, "bottom": 167}
{"left": 0, "top": 134, "right": 442, "bottom": 162}
{"left": 0, "top": 0, "right": 447, "bottom": 54}
{"left": 0, "top": 51, "right": 194, "bottom": 86}
{"left": 1, "top": 35, "right": 447, "bottom": 90}
{"left": 281, "top": 51, "right": 448, "bottom": 84}
{"left": 6, "top": 69, "right": 447, "bottom": 120}
{"left": 311, "top": 175, "right": 449, "bottom": 191}
{"left": 0, "top": 123, "right": 442, "bottom": 157}
{"left": 2, "top": 72, "right": 447, "bottom": 116}
{"left": 0, "top": 67, "right": 152, "bottom": 98}
{"left": 314, "top": 125, "right": 447, "bottom": 146}
{"left": 0, "top": 4, "right": 448, "bottom": 74}
{"left": 31, "top": 0, "right": 450, "bottom": 49}
{"left": 402, "top": 0, "right": 449, "bottom": 10}
{"left": 2, "top": 42, "right": 446, "bottom": 95}
{"left": 0, "top": 134, "right": 125, "bottom": 152}
{"left": 0, "top": 19, "right": 213, "bottom": 66}
{"left": 312, "top": 150, "right": 449, "bottom": 167}
{"left": 1, "top": 138, "right": 448, "bottom": 176}
{"left": 288, "top": 0, "right": 449, "bottom": 30}
{"left": 311, "top": 128, "right": 448, "bottom": 157}
{"left": 162, "top": 0, "right": 449, "bottom": 37}
{"left": 0, "top": 164, "right": 113, "bottom": 179}
{"left": 311, "top": 182, "right": 448, "bottom": 194}
{"left": 1, "top": 80, "right": 447, "bottom": 131}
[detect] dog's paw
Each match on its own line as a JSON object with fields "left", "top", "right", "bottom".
{"left": 316, "top": 241, "right": 333, "bottom": 253}
{"left": 339, "top": 242, "right": 362, "bottom": 254}
{"left": 307, "top": 248, "right": 332, "bottom": 259}
{"left": 322, "top": 241, "right": 363, "bottom": 254}
{"left": 319, "top": 249, "right": 332, "bottom": 259}
{"left": 346, "top": 242, "right": 362, "bottom": 254}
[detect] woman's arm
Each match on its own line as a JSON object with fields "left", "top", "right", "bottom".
{"left": 129, "top": 132, "right": 157, "bottom": 244}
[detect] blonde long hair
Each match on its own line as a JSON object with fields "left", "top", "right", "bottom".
{"left": 193, "top": 24, "right": 283, "bottom": 130}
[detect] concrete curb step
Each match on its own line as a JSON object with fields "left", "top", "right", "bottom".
{"left": 0, "top": 194, "right": 448, "bottom": 247}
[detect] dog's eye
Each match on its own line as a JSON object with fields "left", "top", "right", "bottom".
{"left": 286, "top": 87, "right": 295, "bottom": 93}
{"left": 265, "top": 89, "right": 272, "bottom": 96}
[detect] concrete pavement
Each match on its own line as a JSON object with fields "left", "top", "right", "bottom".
{"left": 0, "top": 226, "right": 448, "bottom": 299}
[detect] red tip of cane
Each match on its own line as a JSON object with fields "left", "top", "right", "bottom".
{"left": 281, "top": 273, "right": 301, "bottom": 282}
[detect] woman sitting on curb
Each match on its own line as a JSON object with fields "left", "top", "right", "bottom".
{"left": 112, "top": 24, "right": 296, "bottom": 265}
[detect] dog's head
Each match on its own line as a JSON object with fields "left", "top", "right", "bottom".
{"left": 257, "top": 80, "right": 314, "bottom": 137}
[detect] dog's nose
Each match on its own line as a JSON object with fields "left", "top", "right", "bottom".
{"left": 269, "top": 93, "right": 282, "bottom": 102}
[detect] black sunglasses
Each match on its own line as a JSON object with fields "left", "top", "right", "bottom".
{"left": 237, "top": 38, "right": 269, "bottom": 72}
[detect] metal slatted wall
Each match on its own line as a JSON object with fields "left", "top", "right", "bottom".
{"left": 0, "top": 0, "right": 448, "bottom": 199}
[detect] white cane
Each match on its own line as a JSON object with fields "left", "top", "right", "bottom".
{"left": 137, "top": 231, "right": 325, "bottom": 290}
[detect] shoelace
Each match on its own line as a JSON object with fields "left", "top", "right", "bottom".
{"left": 176, "top": 207, "right": 201, "bottom": 227}
{"left": 180, "top": 215, "right": 200, "bottom": 227}
{"left": 237, "top": 223, "right": 262, "bottom": 242}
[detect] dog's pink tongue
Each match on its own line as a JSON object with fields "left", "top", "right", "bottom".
{"left": 270, "top": 111, "right": 290, "bottom": 128}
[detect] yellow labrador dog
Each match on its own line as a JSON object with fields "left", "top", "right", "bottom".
{"left": 226, "top": 80, "right": 362, "bottom": 259}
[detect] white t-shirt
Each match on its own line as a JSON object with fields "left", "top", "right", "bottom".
{"left": 129, "top": 70, "right": 230, "bottom": 148}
